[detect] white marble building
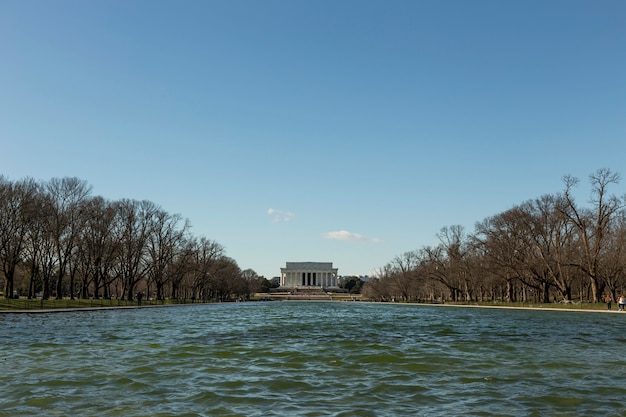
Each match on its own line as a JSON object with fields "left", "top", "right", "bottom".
{"left": 280, "top": 262, "right": 339, "bottom": 288}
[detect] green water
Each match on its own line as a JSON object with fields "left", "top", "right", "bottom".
{"left": 1, "top": 302, "right": 625, "bottom": 416}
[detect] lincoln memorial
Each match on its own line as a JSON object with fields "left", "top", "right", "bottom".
{"left": 280, "top": 262, "right": 339, "bottom": 288}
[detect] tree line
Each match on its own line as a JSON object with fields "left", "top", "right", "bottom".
{"left": 0, "top": 176, "right": 274, "bottom": 301}
{"left": 363, "top": 168, "right": 626, "bottom": 304}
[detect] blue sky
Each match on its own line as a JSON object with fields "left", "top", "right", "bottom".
{"left": 1, "top": 0, "right": 625, "bottom": 278}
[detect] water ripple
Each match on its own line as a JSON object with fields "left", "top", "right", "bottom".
{"left": 2, "top": 302, "right": 626, "bottom": 416}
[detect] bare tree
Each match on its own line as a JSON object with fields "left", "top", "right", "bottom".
{"left": 146, "top": 209, "right": 189, "bottom": 300}
{"left": 599, "top": 211, "right": 626, "bottom": 299}
{"left": 46, "top": 177, "right": 92, "bottom": 299}
{"left": 22, "top": 183, "right": 49, "bottom": 298}
{"left": 560, "top": 168, "right": 626, "bottom": 302}
{"left": 516, "top": 195, "right": 577, "bottom": 301}
{"left": 75, "top": 197, "right": 121, "bottom": 298}
{"left": 489, "top": 207, "right": 555, "bottom": 303}
{"left": 386, "top": 251, "right": 421, "bottom": 301}
{"left": 114, "top": 199, "right": 157, "bottom": 300}
{"left": 0, "top": 175, "right": 242, "bottom": 304}
{"left": 433, "top": 225, "right": 475, "bottom": 301}
{"left": 0, "top": 177, "right": 39, "bottom": 298}
{"left": 362, "top": 265, "right": 394, "bottom": 301}
{"left": 205, "top": 256, "right": 242, "bottom": 301}
{"left": 188, "top": 237, "right": 224, "bottom": 300}
{"left": 241, "top": 268, "right": 260, "bottom": 300}
{"left": 423, "top": 245, "right": 462, "bottom": 301}
{"left": 167, "top": 237, "right": 196, "bottom": 300}
{"left": 474, "top": 209, "right": 532, "bottom": 302}
{"left": 22, "top": 189, "right": 57, "bottom": 299}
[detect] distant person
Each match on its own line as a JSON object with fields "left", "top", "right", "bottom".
{"left": 605, "top": 294, "right": 612, "bottom": 310}
{"left": 619, "top": 295, "right": 625, "bottom": 311}
{"left": 136, "top": 292, "right": 144, "bottom": 306}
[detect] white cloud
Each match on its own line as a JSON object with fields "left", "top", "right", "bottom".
{"left": 322, "top": 230, "right": 381, "bottom": 243}
{"left": 267, "top": 208, "right": 295, "bottom": 223}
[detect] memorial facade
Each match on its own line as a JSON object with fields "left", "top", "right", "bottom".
{"left": 280, "top": 262, "right": 339, "bottom": 288}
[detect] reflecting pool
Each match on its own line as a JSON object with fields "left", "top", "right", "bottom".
{"left": 1, "top": 302, "right": 625, "bottom": 416}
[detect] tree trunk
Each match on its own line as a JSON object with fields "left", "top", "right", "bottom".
{"left": 55, "top": 270, "right": 64, "bottom": 299}
{"left": 590, "top": 276, "right": 600, "bottom": 303}
{"left": 4, "top": 269, "right": 14, "bottom": 298}
{"left": 42, "top": 273, "right": 51, "bottom": 299}
{"left": 541, "top": 282, "right": 550, "bottom": 303}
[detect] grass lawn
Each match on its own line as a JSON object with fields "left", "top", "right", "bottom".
{"left": 439, "top": 300, "right": 612, "bottom": 311}
{"left": 0, "top": 296, "right": 615, "bottom": 312}
{"left": 0, "top": 297, "right": 193, "bottom": 311}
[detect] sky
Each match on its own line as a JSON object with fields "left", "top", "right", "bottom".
{"left": 1, "top": 0, "right": 625, "bottom": 279}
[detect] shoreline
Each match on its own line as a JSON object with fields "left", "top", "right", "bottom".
{"left": 0, "top": 303, "right": 194, "bottom": 314}
{"left": 278, "top": 298, "right": 624, "bottom": 314}
{"left": 1, "top": 298, "right": 622, "bottom": 314}
{"left": 410, "top": 302, "right": 623, "bottom": 314}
